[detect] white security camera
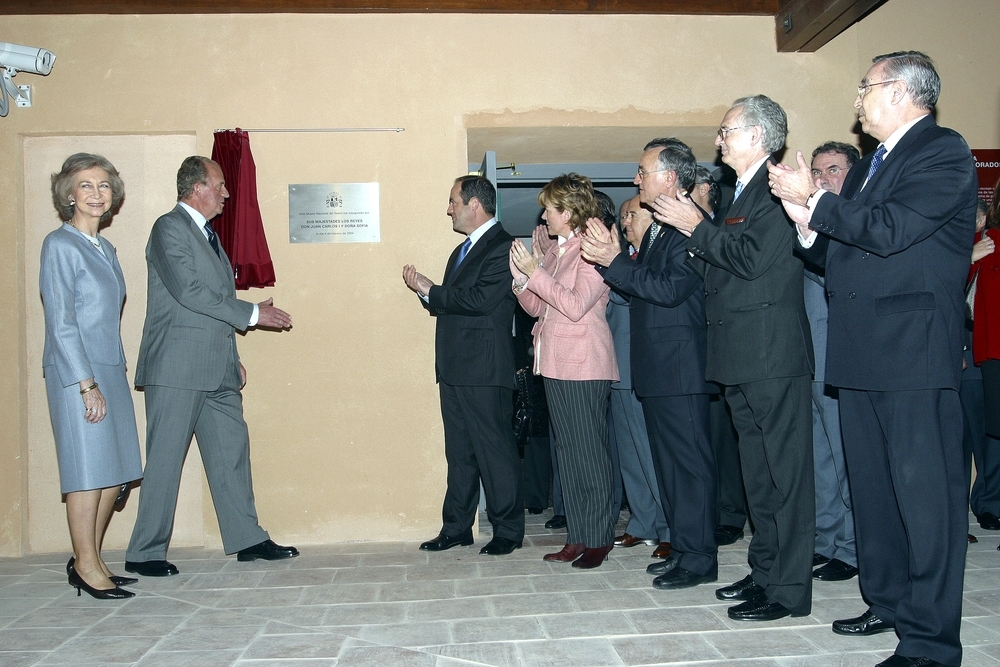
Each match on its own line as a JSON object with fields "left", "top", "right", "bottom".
{"left": 0, "top": 41, "right": 57, "bottom": 117}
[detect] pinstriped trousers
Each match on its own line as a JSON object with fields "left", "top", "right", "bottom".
{"left": 544, "top": 378, "right": 615, "bottom": 547}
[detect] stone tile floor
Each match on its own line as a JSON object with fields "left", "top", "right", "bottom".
{"left": 2, "top": 511, "right": 1000, "bottom": 666}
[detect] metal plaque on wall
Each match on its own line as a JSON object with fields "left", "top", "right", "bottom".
{"left": 288, "top": 183, "right": 380, "bottom": 243}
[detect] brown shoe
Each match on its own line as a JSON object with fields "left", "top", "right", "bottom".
{"left": 572, "top": 545, "right": 613, "bottom": 569}
{"left": 543, "top": 543, "right": 585, "bottom": 562}
{"left": 614, "top": 533, "right": 657, "bottom": 548}
{"left": 652, "top": 542, "right": 672, "bottom": 559}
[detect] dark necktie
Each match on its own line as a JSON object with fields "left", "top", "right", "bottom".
{"left": 205, "top": 221, "right": 221, "bottom": 257}
{"left": 863, "top": 145, "right": 887, "bottom": 190}
{"left": 646, "top": 222, "right": 661, "bottom": 252}
{"left": 455, "top": 237, "right": 472, "bottom": 269}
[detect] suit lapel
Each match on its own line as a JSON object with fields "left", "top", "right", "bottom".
{"left": 446, "top": 224, "right": 500, "bottom": 284}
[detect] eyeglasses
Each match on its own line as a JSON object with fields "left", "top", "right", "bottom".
{"left": 857, "top": 79, "right": 901, "bottom": 97}
{"left": 811, "top": 165, "right": 843, "bottom": 178}
{"left": 717, "top": 125, "right": 750, "bottom": 140}
{"left": 636, "top": 167, "right": 670, "bottom": 179}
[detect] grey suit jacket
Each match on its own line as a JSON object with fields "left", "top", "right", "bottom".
{"left": 135, "top": 204, "right": 254, "bottom": 391}
{"left": 40, "top": 223, "right": 127, "bottom": 387}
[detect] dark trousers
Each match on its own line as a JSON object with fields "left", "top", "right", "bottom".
{"left": 544, "top": 378, "right": 615, "bottom": 547}
{"left": 640, "top": 393, "right": 717, "bottom": 576}
{"left": 840, "top": 388, "right": 966, "bottom": 667}
{"left": 726, "top": 375, "right": 814, "bottom": 615}
{"left": 709, "top": 392, "right": 745, "bottom": 529}
{"left": 439, "top": 383, "right": 524, "bottom": 542}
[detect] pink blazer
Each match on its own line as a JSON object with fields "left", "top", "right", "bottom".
{"left": 515, "top": 234, "right": 619, "bottom": 382}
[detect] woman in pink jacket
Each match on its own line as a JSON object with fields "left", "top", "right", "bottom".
{"left": 510, "top": 173, "right": 619, "bottom": 569}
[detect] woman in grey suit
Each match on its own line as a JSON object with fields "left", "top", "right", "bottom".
{"left": 40, "top": 153, "right": 143, "bottom": 599}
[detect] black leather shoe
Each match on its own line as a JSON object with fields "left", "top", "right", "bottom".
{"left": 727, "top": 593, "right": 795, "bottom": 621}
{"left": 832, "top": 610, "right": 894, "bottom": 636}
{"left": 646, "top": 556, "right": 677, "bottom": 575}
{"left": 526, "top": 507, "right": 545, "bottom": 515}
{"left": 813, "top": 558, "right": 859, "bottom": 581}
{"left": 479, "top": 536, "right": 522, "bottom": 555}
{"left": 124, "top": 560, "right": 179, "bottom": 577}
{"left": 714, "top": 525, "right": 744, "bottom": 546}
{"left": 67, "top": 557, "right": 137, "bottom": 586}
{"left": 715, "top": 574, "right": 764, "bottom": 601}
{"left": 68, "top": 570, "right": 135, "bottom": 600}
{"left": 544, "top": 515, "right": 567, "bottom": 529}
{"left": 419, "top": 533, "right": 474, "bottom": 551}
{"left": 875, "top": 656, "right": 946, "bottom": 667}
{"left": 652, "top": 566, "right": 717, "bottom": 590}
{"left": 813, "top": 552, "right": 831, "bottom": 566}
{"left": 237, "top": 539, "right": 299, "bottom": 561}
{"left": 979, "top": 512, "right": 1000, "bottom": 530}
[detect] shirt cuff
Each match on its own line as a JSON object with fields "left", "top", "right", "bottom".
{"left": 249, "top": 304, "right": 259, "bottom": 327}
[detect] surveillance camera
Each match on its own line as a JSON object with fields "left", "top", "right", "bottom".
{"left": 0, "top": 42, "right": 56, "bottom": 117}
{"left": 0, "top": 42, "right": 56, "bottom": 75}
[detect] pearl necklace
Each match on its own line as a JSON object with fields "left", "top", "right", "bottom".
{"left": 69, "top": 222, "right": 101, "bottom": 249}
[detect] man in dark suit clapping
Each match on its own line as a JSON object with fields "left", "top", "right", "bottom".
{"left": 654, "top": 96, "right": 815, "bottom": 622}
{"left": 403, "top": 176, "right": 524, "bottom": 556}
{"left": 769, "top": 52, "right": 976, "bottom": 667}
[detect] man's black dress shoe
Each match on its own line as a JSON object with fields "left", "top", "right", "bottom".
{"left": 646, "top": 556, "right": 677, "bottom": 575}
{"left": 979, "top": 512, "right": 1000, "bottom": 530}
{"left": 67, "top": 557, "right": 137, "bottom": 586}
{"left": 544, "top": 515, "right": 567, "bottom": 530}
{"left": 714, "top": 525, "right": 744, "bottom": 546}
{"left": 832, "top": 610, "right": 894, "bottom": 636}
{"left": 237, "top": 539, "right": 299, "bottom": 561}
{"left": 652, "top": 566, "right": 717, "bottom": 590}
{"left": 419, "top": 533, "right": 474, "bottom": 551}
{"left": 812, "top": 558, "right": 859, "bottom": 581}
{"left": 526, "top": 507, "right": 545, "bottom": 515}
{"left": 813, "top": 552, "right": 831, "bottom": 567}
{"left": 875, "top": 656, "right": 947, "bottom": 667}
{"left": 727, "top": 593, "right": 796, "bottom": 621}
{"left": 124, "top": 560, "right": 179, "bottom": 577}
{"left": 715, "top": 574, "right": 764, "bottom": 601}
{"left": 479, "top": 537, "right": 522, "bottom": 555}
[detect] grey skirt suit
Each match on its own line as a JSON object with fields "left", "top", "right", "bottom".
{"left": 40, "top": 223, "right": 142, "bottom": 494}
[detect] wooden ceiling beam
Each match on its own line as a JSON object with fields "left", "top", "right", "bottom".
{"left": 775, "top": 0, "right": 886, "bottom": 52}
{"left": 2, "top": 0, "right": 779, "bottom": 15}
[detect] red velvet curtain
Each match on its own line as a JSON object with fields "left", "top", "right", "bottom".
{"left": 211, "top": 129, "right": 276, "bottom": 289}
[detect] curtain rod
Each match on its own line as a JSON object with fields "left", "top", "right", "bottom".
{"left": 214, "top": 127, "right": 405, "bottom": 133}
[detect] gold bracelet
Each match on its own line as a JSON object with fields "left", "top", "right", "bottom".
{"left": 80, "top": 382, "right": 98, "bottom": 395}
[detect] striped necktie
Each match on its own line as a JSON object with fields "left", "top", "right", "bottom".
{"left": 733, "top": 180, "right": 745, "bottom": 202}
{"left": 205, "top": 221, "right": 221, "bottom": 257}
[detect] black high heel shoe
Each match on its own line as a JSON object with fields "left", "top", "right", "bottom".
{"left": 67, "top": 569, "right": 134, "bottom": 599}
{"left": 67, "top": 557, "right": 138, "bottom": 587}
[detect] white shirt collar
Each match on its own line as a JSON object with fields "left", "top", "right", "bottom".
{"left": 178, "top": 201, "right": 208, "bottom": 230}
{"left": 882, "top": 114, "right": 930, "bottom": 155}
{"left": 466, "top": 217, "right": 497, "bottom": 248}
{"left": 737, "top": 155, "right": 770, "bottom": 191}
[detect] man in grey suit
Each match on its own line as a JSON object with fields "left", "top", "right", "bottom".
{"left": 125, "top": 156, "right": 297, "bottom": 577}
{"left": 806, "top": 142, "right": 859, "bottom": 583}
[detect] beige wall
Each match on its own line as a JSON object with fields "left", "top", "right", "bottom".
{"left": 2, "top": 0, "right": 997, "bottom": 555}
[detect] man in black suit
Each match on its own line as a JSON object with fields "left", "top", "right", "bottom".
{"left": 769, "top": 52, "right": 977, "bottom": 667}
{"left": 655, "top": 96, "right": 815, "bottom": 621}
{"left": 403, "top": 175, "right": 524, "bottom": 556}
{"left": 581, "top": 138, "right": 718, "bottom": 590}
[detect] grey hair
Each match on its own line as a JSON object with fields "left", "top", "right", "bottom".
{"left": 731, "top": 95, "right": 787, "bottom": 154}
{"left": 693, "top": 166, "right": 721, "bottom": 214}
{"left": 50, "top": 153, "right": 125, "bottom": 223}
{"left": 176, "top": 156, "right": 215, "bottom": 201}
{"left": 872, "top": 51, "right": 940, "bottom": 110}
{"left": 642, "top": 137, "right": 697, "bottom": 191}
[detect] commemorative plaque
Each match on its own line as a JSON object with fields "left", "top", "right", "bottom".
{"left": 289, "top": 183, "right": 380, "bottom": 244}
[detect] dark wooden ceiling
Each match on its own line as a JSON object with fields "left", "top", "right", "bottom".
{"left": 0, "top": 0, "right": 778, "bottom": 15}
{"left": 2, "top": 0, "right": 888, "bottom": 52}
